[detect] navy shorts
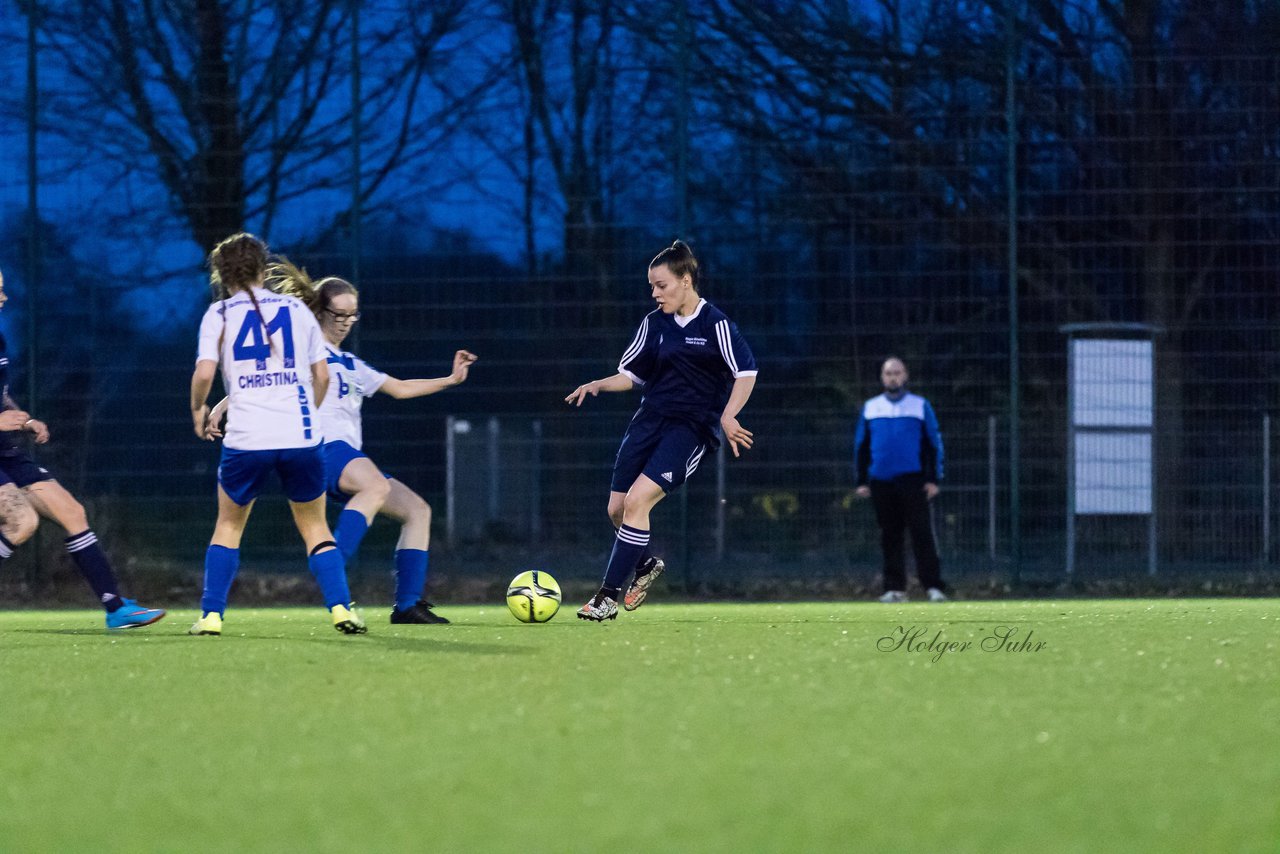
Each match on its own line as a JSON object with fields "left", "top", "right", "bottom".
{"left": 0, "top": 452, "right": 56, "bottom": 489}
{"left": 611, "top": 409, "right": 709, "bottom": 494}
{"left": 322, "top": 440, "right": 392, "bottom": 503}
{"left": 218, "top": 445, "right": 326, "bottom": 506}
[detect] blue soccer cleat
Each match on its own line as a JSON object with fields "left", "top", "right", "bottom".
{"left": 106, "top": 599, "right": 167, "bottom": 630}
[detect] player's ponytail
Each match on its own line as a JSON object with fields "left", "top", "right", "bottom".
{"left": 265, "top": 257, "right": 318, "bottom": 306}
{"left": 266, "top": 257, "right": 357, "bottom": 320}
{"left": 649, "top": 239, "right": 700, "bottom": 292}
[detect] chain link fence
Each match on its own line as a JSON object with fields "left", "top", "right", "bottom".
{"left": 1, "top": 5, "right": 1278, "bottom": 599}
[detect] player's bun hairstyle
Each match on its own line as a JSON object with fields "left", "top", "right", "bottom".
{"left": 649, "top": 239, "right": 699, "bottom": 290}
{"left": 208, "top": 233, "right": 269, "bottom": 298}
{"left": 265, "top": 257, "right": 358, "bottom": 316}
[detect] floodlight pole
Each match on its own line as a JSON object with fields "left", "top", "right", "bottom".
{"left": 1264, "top": 413, "right": 1271, "bottom": 565}
{"left": 348, "top": 0, "right": 362, "bottom": 350}
{"left": 1005, "top": 5, "right": 1022, "bottom": 582}
{"left": 675, "top": 0, "right": 692, "bottom": 588}
{"left": 26, "top": 4, "right": 43, "bottom": 581}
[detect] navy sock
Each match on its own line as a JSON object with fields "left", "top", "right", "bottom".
{"left": 201, "top": 544, "right": 240, "bottom": 616}
{"left": 307, "top": 547, "right": 351, "bottom": 609}
{"left": 334, "top": 508, "right": 371, "bottom": 564}
{"left": 0, "top": 530, "right": 14, "bottom": 560}
{"left": 393, "top": 549, "right": 428, "bottom": 612}
{"left": 65, "top": 530, "right": 122, "bottom": 611}
{"left": 614, "top": 525, "right": 652, "bottom": 570}
{"left": 602, "top": 524, "right": 649, "bottom": 596}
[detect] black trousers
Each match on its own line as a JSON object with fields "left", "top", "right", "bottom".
{"left": 869, "top": 473, "right": 943, "bottom": 592}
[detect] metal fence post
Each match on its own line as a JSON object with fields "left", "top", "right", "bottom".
{"left": 531, "top": 419, "right": 542, "bottom": 542}
{"left": 445, "top": 416, "right": 456, "bottom": 549}
{"left": 715, "top": 442, "right": 726, "bottom": 563}
{"left": 988, "top": 414, "right": 997, "bottom": 561}
{"left": 487, "top": 416, "right": 500, "bottom": 524}
{"left": 1264, "top": 413, "right": 1271, "bottom": 564}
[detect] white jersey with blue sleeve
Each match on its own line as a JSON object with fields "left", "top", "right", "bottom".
{"left": 196, "top": 287, "right": 328, "bottom": 451}
{"left": 318, "top": 346, "right": 387, "bottom": 450}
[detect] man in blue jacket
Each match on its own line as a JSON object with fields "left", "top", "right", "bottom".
{"left": 854, "top": 357, "right": 947, "bottom": 602}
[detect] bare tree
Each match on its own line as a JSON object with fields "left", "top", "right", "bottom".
{"left": 501, "top": 0, "right": 662, "bottom": 299}
{"left": 17, "top": 0, "right": 478, "bottom": 255}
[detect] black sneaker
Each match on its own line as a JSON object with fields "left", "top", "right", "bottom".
{"left": 390, "top": 601, "right": 451, "bottom": 624}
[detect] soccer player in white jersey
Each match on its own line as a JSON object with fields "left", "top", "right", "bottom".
{"left": 566, "top": 240, "right": 758, "bottom": 620}
{"left": 189, "top": 233, "right": 365, "bottom": 635}
{"left": 258, "top": 259, "right": 476, "bottom": 624}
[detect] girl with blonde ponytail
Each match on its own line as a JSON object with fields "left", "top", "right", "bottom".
{"left": 222, "top": 256, "right": 477, "bottom": 625}
{"left": 190, "top": 233, "right": 366, "bottom": 636}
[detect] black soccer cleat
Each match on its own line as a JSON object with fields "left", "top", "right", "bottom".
{"left": 391, "top": 600, "right": 451, "bottom": 624}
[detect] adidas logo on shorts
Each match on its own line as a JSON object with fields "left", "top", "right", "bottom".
{"left": 661, "top": 472, "right": 673, "bottom": 482}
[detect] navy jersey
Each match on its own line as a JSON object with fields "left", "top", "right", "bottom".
{"left": 617, "top": 299, "right": 757, "bottom": 442}
{"left": 0, "top": 331, "right": 19, "bottom": 456}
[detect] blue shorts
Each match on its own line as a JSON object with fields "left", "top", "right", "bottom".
{"left": 218, "top": 445, "right": 326, "bottom": 506}
{"left": 611, "top": 409, "right": 709, "bottom": 494}
{"left": 323, "top": 440, "right": 392, "bottom": 503}
{"left": 0, "top": 452, "right": 56, "bottom": 489}
{"left": 324, "top": 440, "right": 366, "bottom": 502}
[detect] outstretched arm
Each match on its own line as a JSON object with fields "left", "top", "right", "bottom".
{"left": 719, "top": 375, "right": 757, "bottom": 458}
{"left": 190, "top": 360, "right": 218, "bottom": 439}
{"left": 379, "top": 350, "right": 478, "bottom": 399}
{"left": 565, "top": 372, "right": 635, "bottom": 407}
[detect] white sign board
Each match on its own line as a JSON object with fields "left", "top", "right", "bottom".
{"left": 1072, "top": 339, "right": 1153, "bottom": 427}
{"left": 1074, "top": 432, "right": 1152, "bottom": 514}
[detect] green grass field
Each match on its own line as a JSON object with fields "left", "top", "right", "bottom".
{"left": 1, "top": 598, "right": 1277, "bottom": 852}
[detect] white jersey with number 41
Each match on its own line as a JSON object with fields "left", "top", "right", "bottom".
{"left": 197, "top": 288, "right": 328, "bottom": 451}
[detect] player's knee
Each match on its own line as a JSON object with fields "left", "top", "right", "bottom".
{"left": 607, "top": 506, "right": 624, "bottom": 528}
{"left": 62, "top": 500, "right": 90, "bottom": 534}
{"left": 621, "top": 492, "right": 651, "bottom": 517}
{"left": 363, "top": 477, "right": 392, "bottom": 505}
{"left": 5, "top": 503, "right": 38, "bottom": 545}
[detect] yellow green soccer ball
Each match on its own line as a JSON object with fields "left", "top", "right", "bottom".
{"left": 505, "top": 570, "right": 562, "bottom": 623}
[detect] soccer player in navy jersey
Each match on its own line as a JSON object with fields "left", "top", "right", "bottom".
{"left": 254, "top": 259, "right": 476, "bottom": 624}
{"left": 566, "top": 241, "right": 758, "bottom": 620}
{"left": 189, "top": 233, "right": 365, "bottom": 636}
{"left": 0, "top": 269, "right": 165, "bottom": 628}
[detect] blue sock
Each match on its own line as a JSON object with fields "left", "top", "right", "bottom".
{"left": 394, "top": 549, "right": 428, "bottom": 612}
{"left": 66, "top": 530, "right": 122, "bottom": 611}
{"left": 602, "top": 525, "right": 649, "bottom": 596}
{"left": 334, "top": 509, "right": 371, "bottom": 564}
{"left": 307, "top": 548, "right": 351, "bottom": 609}
{"left": 201, "top": 544, "right": 240, "bottom": 616}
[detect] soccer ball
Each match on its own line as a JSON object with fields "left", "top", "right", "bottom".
{"left": 505, "top": 570, "right": 562, "bottom": 623}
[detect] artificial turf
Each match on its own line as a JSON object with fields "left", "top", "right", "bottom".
{"left": 1, "top": 599, "right": 1276, "bottom": 852}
